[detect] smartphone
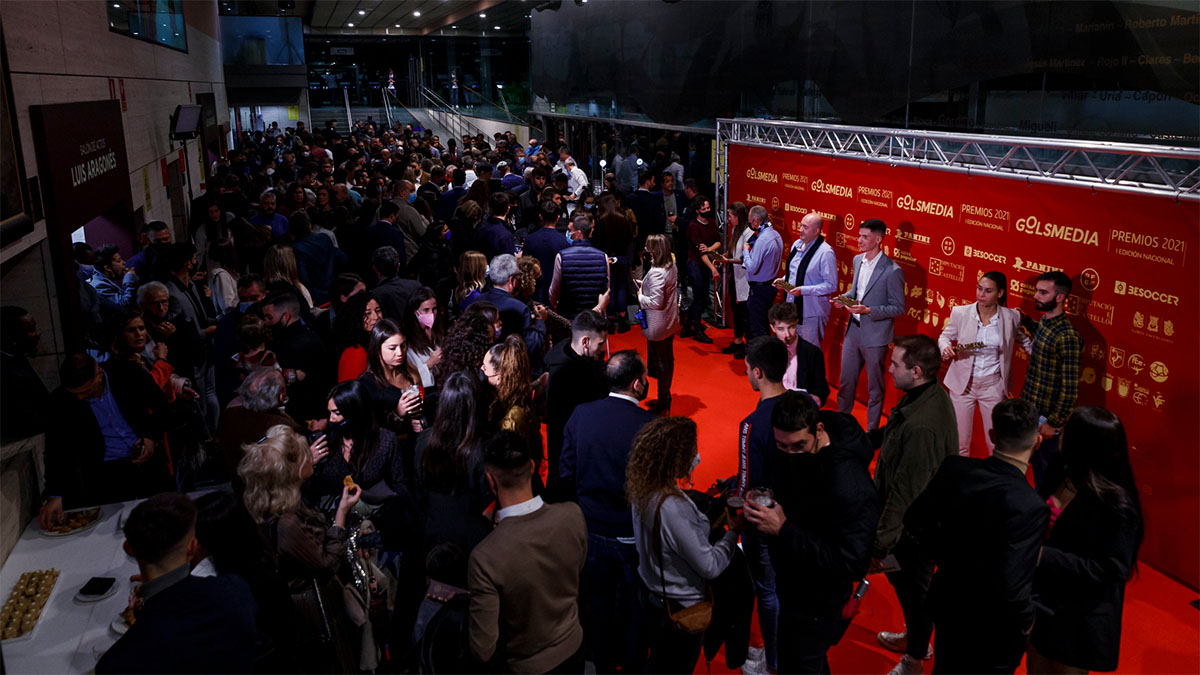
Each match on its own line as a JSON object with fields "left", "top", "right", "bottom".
{"left": 80, "top": 577, "right": 116, "bottom": 597}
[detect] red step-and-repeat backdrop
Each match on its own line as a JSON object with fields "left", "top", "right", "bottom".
{"left": 726, "top": 143, "right": 1198, "bottom": 588}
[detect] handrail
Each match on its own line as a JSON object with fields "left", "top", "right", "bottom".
{"left": 457, "top": 83, "right": 533, "bottom": 128}
{"left": 417, "top": 85, "right": 492, "bottom": 141}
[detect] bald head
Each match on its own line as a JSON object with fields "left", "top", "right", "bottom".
{"left": 798, "top": 213, "right": 823, "bottom": 244}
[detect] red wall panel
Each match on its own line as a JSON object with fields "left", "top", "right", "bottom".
{"left": 727, "top": 144, "right": 1198, "bottom": 588}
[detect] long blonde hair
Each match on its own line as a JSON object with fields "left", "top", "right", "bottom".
{"left": 645, "top": 234, "right": 673, "bottom": 268}
{"left": 238, "top": 424, "right": 309, "bottom": 523}
{"left": 455, "top": 250, "right": 487, "bottom": 302}
{"left": 264, "top": 245, "right": 302, "bottom": 288}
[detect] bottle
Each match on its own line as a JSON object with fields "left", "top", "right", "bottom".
{"left": 635, "top": 309, "right": 648, "bottom": 330}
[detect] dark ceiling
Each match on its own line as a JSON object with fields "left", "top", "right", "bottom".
{"left": 219, "top": 0, "right": 534, "bottom": 37}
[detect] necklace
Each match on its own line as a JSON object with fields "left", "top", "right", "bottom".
{"left": 994, "top": 451, "right": 1029, "bottom": 474}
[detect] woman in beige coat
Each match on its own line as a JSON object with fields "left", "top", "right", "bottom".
{"left": 937, "top": 271, "right": 1033, "bottom": 456}
{"left": 636, "top": 234, "right": 680, "bottom": 415}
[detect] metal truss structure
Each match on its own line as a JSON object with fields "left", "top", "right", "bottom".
{"left": 716, "top": 118, "right": 1200, "bottom": 202}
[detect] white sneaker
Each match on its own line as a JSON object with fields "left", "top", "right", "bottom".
{"left": 886, "top": 654, "right": 924, "bottom": 675}
{"left": 876, "top": 631, "right": 933, "bottom": 660}
{"left": 741, "top": 646, "right": 766, "bottom": 675}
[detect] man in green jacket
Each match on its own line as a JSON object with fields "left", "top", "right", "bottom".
{"left": 870, "top": 334, "right": 958, "bottom": 675}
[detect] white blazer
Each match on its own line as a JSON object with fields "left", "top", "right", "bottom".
{"left": 937, "top": 303, "right": 1032, "bottom": 395}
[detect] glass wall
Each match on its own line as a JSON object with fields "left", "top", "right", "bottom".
{"left": 220, "top": 16, "right": 305, "bottom": 66}
{"left": 107, "top": 0, "right": 187, "bottom": 52}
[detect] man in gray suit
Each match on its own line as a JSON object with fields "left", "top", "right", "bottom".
{"left": 835, "top": 219, "right": 905, "bottom": 431}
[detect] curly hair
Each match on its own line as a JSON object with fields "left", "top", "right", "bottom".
{"left": 487, "top": 334, "right": 532, "bottom": 419}
{"left": 515, "top": 256, "right": 542, "bottom": 301}
{"left": 433, "top": 311, "right": 493, "bottom": 380}
{"left": 625, "top": 416, "right": 699, "bottom": 512}
{"left": 238, "top": 424, "right": 309, "bottom": 523}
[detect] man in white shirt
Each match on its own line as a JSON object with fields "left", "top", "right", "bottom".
{"left": 564, "top": 158, "right": 589, "bottom": 203}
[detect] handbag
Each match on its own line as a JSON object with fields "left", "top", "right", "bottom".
{"left": 653, "top": 493, "right": 714, "bottom": 634}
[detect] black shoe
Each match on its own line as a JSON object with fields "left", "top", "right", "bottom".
{"left": 617, "top": 321, "right": 631, "bottom": 334}
{"left": 692, "top": 332, "right": 714, "bottom": 344}
{"left": 721, "top": 341, "right": 744, "bottom": 354}
{"left": 680, "top": 327, "right": 695, "bottom": 338}
{"left": 732, "top": 347, "right": 745, "bottom": 359}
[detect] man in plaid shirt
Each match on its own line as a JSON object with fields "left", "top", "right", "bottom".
{"left": 1020, "top": 271, "right": 1081, "bottom": 487}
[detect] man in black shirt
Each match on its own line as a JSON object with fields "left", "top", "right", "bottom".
{"left": 544, "top": 311, "right": 609, "bottom": 502}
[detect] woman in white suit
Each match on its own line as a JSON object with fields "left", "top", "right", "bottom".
{"left": 938, "top": 271, "right": 1033, "bottom": 456}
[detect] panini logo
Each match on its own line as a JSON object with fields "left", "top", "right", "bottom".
{"left": 896, "top": 194, "right": 955, "bottom": 218}
{"left": 963, "top": 245, "right": 1007, "bottom": 264}
{"left": 810, "top": 179, "right": 853, "bottom": 198}
{"left": 1015, "top": 216, "right": 1100, "bottom": 247}
{"left": 894, "top": 230, "right": 931, "bottom": 245}
{"left": 745, "top": 167, "right": 779, "bottom": 183}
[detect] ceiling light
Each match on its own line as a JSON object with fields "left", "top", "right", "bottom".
{"left": 413, "top": 11, "right": 421, "bottom": 16}
{"left": 494, "top": 25, "right": 501, "bottom": 30}
{"left": 452, "top": 24, "right": 457, "bottom": 28}
{"left": 347, "top": 22, "right": 354, "bottom": 26}
{"left": 112, "top": 2, "right": 120, "bottom": 7}
{"left": 395, "top": 23, "right": 401, "bottom": 27}
{"left": 479, "top": 13, "right": 486, "bottom": 18}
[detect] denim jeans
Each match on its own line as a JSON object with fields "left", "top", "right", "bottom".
{"left": 608, "top": 257, "right": 631, "bottom": 319}
{"left": 744, "top": 529, "right": 779, "bottom": 670}
{"left": 686, "top": 260, "right": 710, "bottom": 333}
{"left": 584, "top": 532, "right": 646, "bottom": 673}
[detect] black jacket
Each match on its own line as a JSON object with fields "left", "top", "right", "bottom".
{"left": 44, "top": 360, "right": 171, "bottom": 507}
{"left": 372, "top": 275, "right": 422, "bottom": 323}
{"left": 767, "top": 428, "right": 880, "bottom": 632}
{"left": 543, "top": 341, "right": 607, "bottom": 499}
{"left": 1030, "top": 490, "right": 1140, "bottom": 671}
{"left": 791, "top": 339, "right": 831, "bottom": 407}
{"left": 904, "top": 456, "right": 1049, "bottom": 667}
{"left": 269, "top": 320, "right": 331, "bottom": 423}
{"left": 97, "top": 574, "right": 257, "bottom": 674}
{"left": 624, "top": 189, "right": 666, "bottom": 243}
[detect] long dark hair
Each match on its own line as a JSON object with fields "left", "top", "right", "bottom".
{"left": 1060, "top": 406, "right": 1144, "bottom": 576}
{"left": 333, "top": 291, "right": 374, "bottom": 352}
{"left": 421, "top": 372, "right": 484, "bottom": 495}
{"left": 727, "top": 201, "right": 750, "bottom": 244}
{"left": 980, "top": 270, "right": 1008, "bottom": 307}
{"left": 327, "top": 380, "right": 381, "bottom": 477}
{"left": 403, "top": 286, "right": 446, "bottom": 355}
{"left": 366, "top": 318, "right": 419, "bottom": 388}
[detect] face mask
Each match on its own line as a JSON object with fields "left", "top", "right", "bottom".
{"left": 635, "top": 378, "right": 649, "bottom": 401}
{"left": 238, "top": 301, "right": 255, "bottom": 313}
{"left": 442, "top": 229, "right": 453, "bottom": 241}
{"left": 266, "top": 168, "right": 275, "bottom": 176}
{"left": 77, "top": 264, "right": 95, "bottom": 279}
{"left": 565, "top": 232, "right": 574, "bottom": 244}
{"left": 494, "top": 326, "right": 502, "bottom": 340}
{"left": 408, "top": 193, "right": 418, "bottom": 204}
{"left": 417, "top": 312, "right": 436, "bottom": 328}
{"left": 327, "top": 418, "right": 350, "bottom": 432}
{"left": 690, "top": 453, "right": 701, "bottom": 473}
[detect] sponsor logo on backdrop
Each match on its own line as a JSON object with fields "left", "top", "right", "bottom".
{"left": 897, "top": 194, "right": 955, "bottom": 218}
{"left": 1080, "top": 267, "right": 1100, "bottom": 292}
{"left": 784, "top": 203, "right": 804, "bottom": 214}
{"left": 1110, "top": 229, "right": 1187, "bottom": 267}
{"left": 893, "top": 229, "right": 931, "bottom": 245}
{"left": 1152, "top": 392, "right": 1165, "bottom": 410}
{"left": 1081, "top": 367, "right": 1096, "bottom": 384}
{"left": 810, "top": 179, "right": 853, "bottom": 198}
{"left": 960, "top": 203, "right": 1010, "bottom": 231}
{"left": 1149, "top": 360, "right": 1169, "bottom": 383}
{"left": 1013, "top": 256, "right": 1057, "bottom": 274}
{"left": 929, "top": 257, "right": 965, "bottom": 283}
{"left": 1085, "top": 299, "right": 1115, "bottom": 326}
{"left": 781, "top": 172, "right": 809, "bottom": 192}
{"left": 963, "top": 245, "right": 1007, "bottom": 264}
{"left": 771, "top": 196, "right": 781, "bottom": 212}
{"left": 843, "top": 213, "right": 856, "bottom": 231}
{"left": 886, "top": 247, "right": 919, "bottom": 267}
{"left": 835, "top": 232, "right": 846, "bottom": 248}
{"left": 1131, "top": 312, "right": 1175, "bottom": 344}
{"left": 1015, "top": 215, "right": 1100, "bottom": 247}
{"left": 1009, "top": 278, "right": 1038, "bottom": 301}
{"left": 1089, "top": 344, "right": 1105, "bottom": 360}
{"left": 1133, "top": 385, "right": 1150, "bottom": 407}
{"left": 745, "top": 167, "right": 779, "bottom": 183}
{"left": 857, "top": 186, "right": 893, "bottom": 208}
{"left": 1113, "top": 280, "right": 1180, "bottom": 306}
{"left": 1109, "top": 346, "right": 1125, "bottom": 369}
{"left": 941, "top": 236, "right": 956, "bottom": 256}
{"left": 1117, "top": 377, "right": 1130, "bottom": 398}
{"left": 745, "top": 193, "right": 767, "bottom": 205}
{"left": 1128, "top": 354, "right": 1146, "bottom": 375}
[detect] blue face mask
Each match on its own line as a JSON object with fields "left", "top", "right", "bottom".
{"left": 408, "top": 193, "right": 417, "bottom": 204}
{"left": 238, "top": 301, "right": 255, "bottom": 313}
{"left": 442, "top": 229, "right": 453, "bottom": 241}
{"left": 565, "top": 231, "right": 574, "bottom": 244}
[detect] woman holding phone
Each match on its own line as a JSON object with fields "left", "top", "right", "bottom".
{"left": 937, "top": 271, "right": 1032, "bottom": 456}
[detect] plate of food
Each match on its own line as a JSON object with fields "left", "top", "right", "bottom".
{"left": 41, "top": 507, "right": 102, "bottom": 537}
{"left": 1, "top": 568, "right": 59, "bottom": 644}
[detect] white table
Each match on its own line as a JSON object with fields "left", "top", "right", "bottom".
{"left": 0, "top": 501, "right": 141, "bottom": 674}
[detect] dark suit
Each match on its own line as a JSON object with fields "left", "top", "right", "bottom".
{"left": 1030, "top": 491, "right": 1140, "bottom": 672}
{"left": 439, "top": 185, "right": 468, "bottom": 222}
{"left": 474, "top": 217, "right": 516, "bottom": 261}
{"left": 475, "top": 287, "right": 545, "bottom": 358}
{"left": 543, "top": 341, "right": 608, "bottom": 502}
{"left": 97, "top": 574, "right": 257, "bottom": 674}
{"left": 767, "top": 435, "right": 881, "bottom": 673}
{"left": 905, "top": 456, "right": 1050, "bottom": 674}
{"left": 269, "top": 320, "right": 331, "bottom": 423}
{"left": 43, "top": 360, "right": 173, "bottom": 508}
{"left": 372, "top": 275, "right": 422, "bottom": 323}
{"left": 624, "top": 189, "right": 666, "bottom": 246}
{"left": 790, "top": 339, "right": 830, "bottom": 407}
{"left": 559, "top": 394, "right": 656, "bottom": 672}
{"left": 366, "top": 220, "right": 409, "bottom": 263}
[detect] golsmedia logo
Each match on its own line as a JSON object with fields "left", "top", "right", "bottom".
{"left": 745, "top": 167, "right": 779, "bottom": 183}
{"left": 1015, "top": 215, "right": 1099, "bottom": 247}
{"left": 1113, "top": 280, "right": 1179, "bottom": 306}
{"left": 896, "top": 194, "right": 955, "bottom": 218}
{"left": 963, "top": 245, "right": 1007, "bottom": 264}
{"left": 810, "top": 179, "right": 853, "bottom": 198}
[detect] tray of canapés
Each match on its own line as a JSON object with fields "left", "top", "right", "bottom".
{"left": 1, "top": 568, "right": 59, "bottom": 643}
{"left": 41, "top": 506, "right": 102, "bottom": 537}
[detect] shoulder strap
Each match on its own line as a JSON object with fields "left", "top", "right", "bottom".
{"left": 653, "top": 492, "right": 670, "bottom": 601}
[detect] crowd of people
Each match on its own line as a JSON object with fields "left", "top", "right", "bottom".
{"left": 0, "top": 117, "right": 1143, "bottom": 675}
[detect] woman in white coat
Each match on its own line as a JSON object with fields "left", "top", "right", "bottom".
{"left": 938, "top": 271, "right": 1033, "bottom": 456}
{"left": 636, "top": 234, "right": 681, "bottom": 415}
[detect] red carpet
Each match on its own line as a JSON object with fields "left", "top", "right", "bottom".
{"left": 604, "top": 323, "right": 1200, "bottom": 674}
